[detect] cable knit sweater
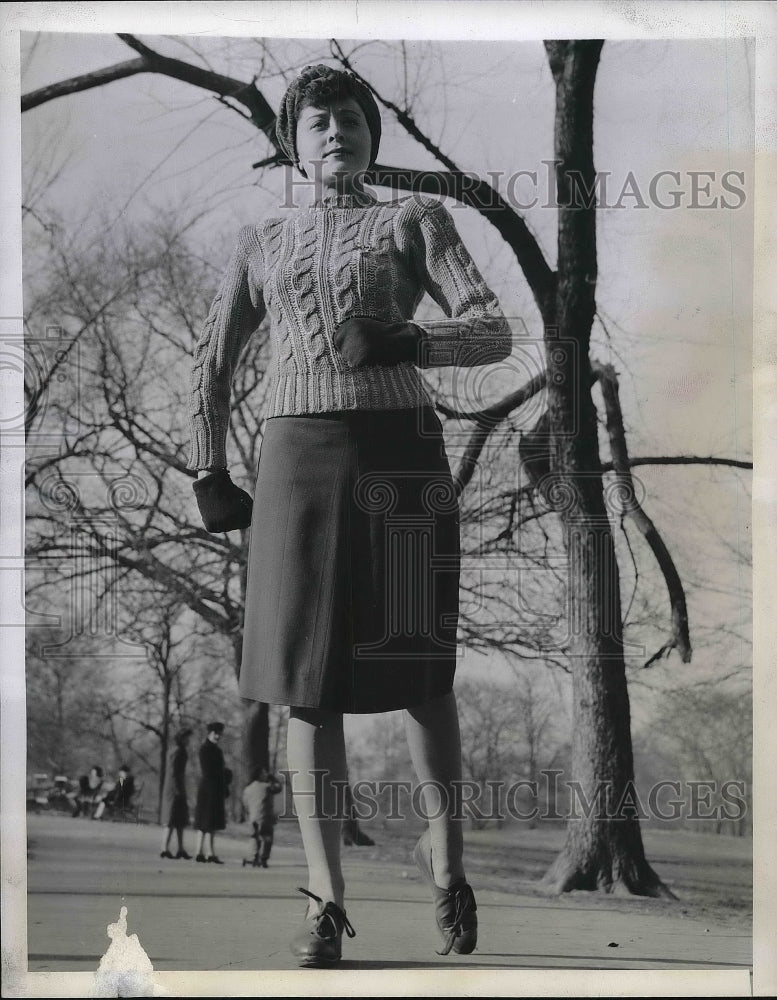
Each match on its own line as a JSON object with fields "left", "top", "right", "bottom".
{"left": 188, "top": 190, "right": 512, "bottom": 470}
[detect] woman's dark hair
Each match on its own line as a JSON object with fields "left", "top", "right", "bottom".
{"left": 275, "top": 64, "right": 382, "bottom": 169}
{"left": 299, "top": 72, "right": 362, "bottom": 112}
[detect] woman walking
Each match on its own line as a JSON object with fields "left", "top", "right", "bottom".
{"left": 189, "top": 64, "right": 512, "bottom": 965}
{"left": 160, "top": 728, "right": 192, "bottom": 859}
{"left": 193, "top": 722, "right": 228, "bottom": 864}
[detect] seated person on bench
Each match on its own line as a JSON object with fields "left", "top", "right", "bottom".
{"left": 70, "top": 766, "right": 105, "bottom": 818}
{"left": 94, "top": 765, "right": 136, "bottom": 819}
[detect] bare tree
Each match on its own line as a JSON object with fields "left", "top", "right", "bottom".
{"left": 24, "top": 209, "right": 268, "bottom": 779}
{"left": 103, "top": 591, "right": 212, "bottom": 821}
{"left": 457, "top": 673, "right": 565, "bottom": 829}
{"left": 457, "top": 678, "right": 524, "bottom": 829}
{"left": 25, "top": 624, "right": 110, "bottom": 777}
{"left": 646, "top": 687, "right": 752, "bottom": 837}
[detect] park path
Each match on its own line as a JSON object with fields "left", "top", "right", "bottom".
{"left": 15, "top": 813, "right": 752, "bottom": 996}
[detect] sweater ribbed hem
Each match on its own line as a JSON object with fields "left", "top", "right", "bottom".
{"left": 265, "top": 364, "right": 432, "bottom": 417}
{"left": 187, "top": 366, "right": 434, "bottom": 469}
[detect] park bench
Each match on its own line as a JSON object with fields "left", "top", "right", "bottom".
{"left": 100, "top": 780, "right": 144, "bottom": 823}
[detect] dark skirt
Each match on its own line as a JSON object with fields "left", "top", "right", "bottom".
{"left": 160, "top": 747, "right": 189, "bottom": 828}
{"left": 161, "top": 793, "right": 189, "bottom": 830}
{"left": 239, "top": 407, "right": 460, "bottom": 713}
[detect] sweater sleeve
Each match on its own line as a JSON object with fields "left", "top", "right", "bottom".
{"left": 408, "top": 199, "right": 512, "bottom": 369}
{"left": 188, "top": 226, "right": 266, "bottom": 470}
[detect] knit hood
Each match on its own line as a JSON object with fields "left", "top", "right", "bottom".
{"left": 275, "top": 64, "right": 382, "bottom": 168}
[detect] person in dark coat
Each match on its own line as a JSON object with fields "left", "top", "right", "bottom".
{"left": 160, "top": 728, "right": 192, "bottom": 859}
{"left": 94, "top": 765, "right": 136, "bottom": 820}
{"left": 194, "top": 722, "right": 228, "bottom": 863}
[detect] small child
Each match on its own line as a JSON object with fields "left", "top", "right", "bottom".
{"left": 242, "top": 768, "right": 283, "bottom": 868}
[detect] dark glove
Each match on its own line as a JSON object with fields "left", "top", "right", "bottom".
{"left": 193, "top": 469, "right": 253, "bottom": 532}
{"left": 333, "top": 315, "right": 421, "bottom": 368}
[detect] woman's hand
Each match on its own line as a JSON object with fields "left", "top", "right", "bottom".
{"left": 193, "top": 469, "right": 253, "bottom": 532}
{"left": 333, "top": 315, "right": 421, "bottom": 368}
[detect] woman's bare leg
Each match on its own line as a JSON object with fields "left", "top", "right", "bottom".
{"left": 404, "top": 690, "right": 466, "bottom": 888}
{"left": 287, "top": 707, "right": 347, "bottom": 909}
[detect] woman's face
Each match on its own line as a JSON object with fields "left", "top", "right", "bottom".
{"left": 295, "top": 97, "right": 372, "bottom": 190}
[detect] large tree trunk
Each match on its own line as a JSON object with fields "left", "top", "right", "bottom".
{"left": 540, "top": 40, "right": 672, "bottom": 897}
{"left": 241, "top": 698, "right": 270, "bottom": 782}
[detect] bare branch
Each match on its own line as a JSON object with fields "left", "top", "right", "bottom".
{"left": 116, "top": 34, "right": 278, "bottom": 143}
{"left": 331, "top": 40, "right": 460, "bottom": 172}
{"left": 594, "top": 360, "right": 692, "bottom": 665}
{"left": 21, "top": 59, "right": 147, "bottom": 112}
{"left": 451, "top": 370, "right": 548, "bottom": 495}
{"left": 22, "top": 33, "right": 279, "bottom": 148}
{"left": 601, "top": 455, "right": 752, "bottom": 472}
